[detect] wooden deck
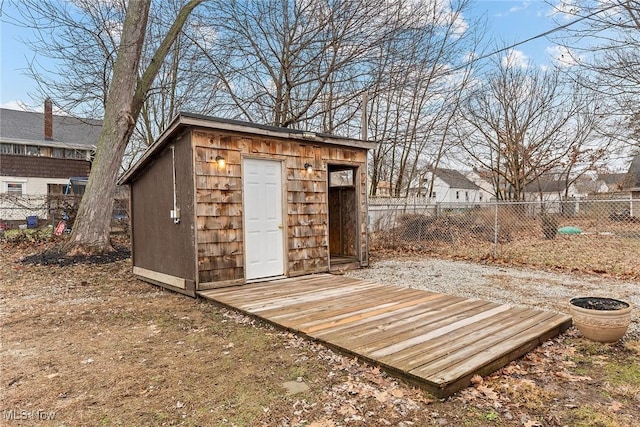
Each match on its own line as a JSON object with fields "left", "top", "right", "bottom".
{"left": 199, "top": 274, "right": 572, "bottom": 397}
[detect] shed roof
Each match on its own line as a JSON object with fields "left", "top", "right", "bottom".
{"left": 0, "top": 108, "right": 102, "bottom": 150}
{"left": 433, "top": 168, "right": 479, "bottom": 190}
{"left": 120, "top": 112, "right": 376, "bottom": 184}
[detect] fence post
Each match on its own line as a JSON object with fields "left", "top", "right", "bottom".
{"left": 494, "top": 202, "right": 499, "bottom": 258}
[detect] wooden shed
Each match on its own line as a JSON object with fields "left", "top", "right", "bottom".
{"left": 120, "top": 113, "right": 374, "bottom": 296}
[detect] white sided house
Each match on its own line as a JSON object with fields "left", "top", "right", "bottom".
{"left": 424, "top": 168, "right": 485, "bottom": 204}
{"left": 0, "top": 100, "right": 101, "bottom": 198}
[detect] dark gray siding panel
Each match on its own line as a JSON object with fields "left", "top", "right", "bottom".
{"left": 130, "top": 133, "right": 195, "bottom": 293}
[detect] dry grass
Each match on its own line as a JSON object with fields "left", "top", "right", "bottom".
{"left": 372, "top": 215, "right": 640, "bottom": 280}
{"left": 2, "top": 241, "right": 640, "bottom": 426}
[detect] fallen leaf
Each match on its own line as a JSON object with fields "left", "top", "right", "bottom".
{"left": 477, "top": 385, "right": 499, "bottom": 401}
{"left": 555, "top": 371, "right": 592, "bottom": 382}
{"left": 609, "top": 401, "right": 623, "bottom": 412}
{"left": 309, "top": 418, "right": 336, "bottom": 427}
{"left": 470, "top": 375, "right": 483, "bottom": 385}
{"left": 374, "top": 390, "right": 390, "bottom": 403}
{"left": 390, "top": 388, "right": 405, "bottom": 398}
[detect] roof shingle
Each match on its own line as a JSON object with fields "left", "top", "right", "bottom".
{"left": 0, "top": 108, "right": 101, "bottom": 150}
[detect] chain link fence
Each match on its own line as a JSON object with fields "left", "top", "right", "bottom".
{"left": 0, "top": 194, "right": 129, "bottom": 234}
{"left": 369, "top": 197, "right": 640, "bottom": 277}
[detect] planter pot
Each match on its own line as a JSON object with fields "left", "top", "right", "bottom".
{"left": 569, "top": 297, "right": 633, "bottom": 343}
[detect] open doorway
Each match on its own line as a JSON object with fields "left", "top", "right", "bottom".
{"left": 328, "top": 165, "right": 359, "bottom": 269}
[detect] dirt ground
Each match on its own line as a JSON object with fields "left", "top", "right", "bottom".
{"left": 1, "top": 241, "right": 639, "bottom": 426}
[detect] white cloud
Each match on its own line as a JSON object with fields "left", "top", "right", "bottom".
{"left": 0, "top": 100, "right": 68, "bottom": 114}
{"left": 450, "top": 13, "right": 469, "bottom": 37}
{"left": 495, "top": 1, "right": 531, "bottom": 17}
{"left": 0, "top": 100, "right": 29, "bottom": 111}
{"left": 546, "top": 45, "right": 581, "bottom": 67}
{"left": 192, "top": 22, "right": 217, "bottom": 50}
{"left": 509, "top": 1, "right": 531, "bottom": 14}
{"left": 502, "top": 49, "right": 529, "bottom": 69}
{"left": 548, "top": 0, "right": 581, "bottom": 21}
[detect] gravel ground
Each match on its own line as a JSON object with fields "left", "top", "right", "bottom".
{"left": 346, "top": 258, "right": 640, "bottom": 340}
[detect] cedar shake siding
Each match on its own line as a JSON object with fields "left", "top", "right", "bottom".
{"left": 191, "top": 129, "right": 368, "bottom": 285}
{"left": 0, "top": 155, "right": 90, "bottom": 178}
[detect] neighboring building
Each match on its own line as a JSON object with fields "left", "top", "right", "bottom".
{"left": 0, "top": 99, "right": 101, "bottom": 197}
{"left": 423, "top": 168, "right": 485, "bottom": 203}
{"left": 523, "top": 176, "right": 590, "bottom": 202}
{"left": 626, "top": 153, "right": 640, "bottom": 188}
{"left": 465, "top": 169, "right": 496, "bottom": 201}
{"left": 597, "top": 172, "right": 634, "bottom": 193}
{"left": 120, "top": 113, "right": 374, "bottom": 296}
{"left": 372, "top": 180, "right": 392, "bottom": 197}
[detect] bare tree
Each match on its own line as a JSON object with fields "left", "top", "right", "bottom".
{"left": 11, "top": 0, "right": 124, "bottom": 117}
{"left": 549, "top": 0, "right": 640, "bottom": 148}
{"left": 11, "top": 0, "right": 220, "bottom": 148}
{"left": 366, "top": 0, "right": 481, "bottom": 197}
{"left": 189, "top": 0, "right": 392, "bottom": 130}
{"left": 9, "top": 0, "right": 205, "bottom": 253}
{"left": 456, "top": 54, "right": 610, "bottom": 201}
{"left": 71, "top": 0, "right": 205, "bottom": 254}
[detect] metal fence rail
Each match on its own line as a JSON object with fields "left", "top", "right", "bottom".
{"left": 369, "top": 197, "right": 640, "bottom": 276}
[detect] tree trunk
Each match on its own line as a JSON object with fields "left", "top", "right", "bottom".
{"left": 64, "top": 0, "right": 205, "bottom": 255}
{"left": 64, "top": 0, "right": 150, "bottom": 254}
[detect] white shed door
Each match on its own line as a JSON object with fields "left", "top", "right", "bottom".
{"left": 243, "top": 158, "right": 284, "bottom": 280}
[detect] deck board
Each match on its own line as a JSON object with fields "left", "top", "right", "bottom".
{"left": 198, "top": 273, "right": 571, "bottom": 397}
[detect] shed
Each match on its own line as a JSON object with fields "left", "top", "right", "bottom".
{"left": 120, "top": 113, "right": 374, "bottom": 296}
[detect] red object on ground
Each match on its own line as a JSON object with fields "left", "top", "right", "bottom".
{"left": 54, "top": 221, "right": 66, "bottom": 236}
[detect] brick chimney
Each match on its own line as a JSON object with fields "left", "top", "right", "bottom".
{"left": 44, "top": 98, "right": 53, "bottom": 140}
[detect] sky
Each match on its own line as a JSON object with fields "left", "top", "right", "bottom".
{"left": 0, "top": 0, "right": 565, "bottom": 111}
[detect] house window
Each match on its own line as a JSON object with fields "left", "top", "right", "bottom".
{"left": 465, "top": 191, "right": 469, "bottom": 201}
{"left": 479, "top": 194, "right": 483, "bottom": 201}
{"left": 48, "top": 184, "right": 65, "bottom": 195}
{"left": 456, "top": 191, "right": 460, "bottom": 200}
{"left": 6, "top": 182, "right": 24, "bottom": 195}
{"left": 26, "top": 145, "right": 40, "bottom": 156}
{"left": 0, "top": 143, "right": 12, "bottom": 154}
{"left": 52, "top": 148, "right": 64, "bottom": 158}
{"left": 13, "top": 144, "right": 26, "bottom": 155}
{"left": 431, "top": 191, "right": 436, "bottom": 198}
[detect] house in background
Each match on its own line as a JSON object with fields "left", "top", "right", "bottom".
{"left": 523, "top": 176, "right": 590, "bottom": 202}
{"left": 120, "top": 113, "right": 374, "bottom": 296}
{"left": 465, "top": 169, "right": 496, "bottom": 202}
{"left": 596, "top": 172, "right": 634, "bottom": 193}
{"left": 0, "top": 99, "right": 101, "bottom": 197}
{"left": 423, "top": 168, "right": 485, "bottom": 203}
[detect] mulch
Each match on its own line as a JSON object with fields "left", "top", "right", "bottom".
{"left": 19, "top": 245, "right": 131, "bottom": 266}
